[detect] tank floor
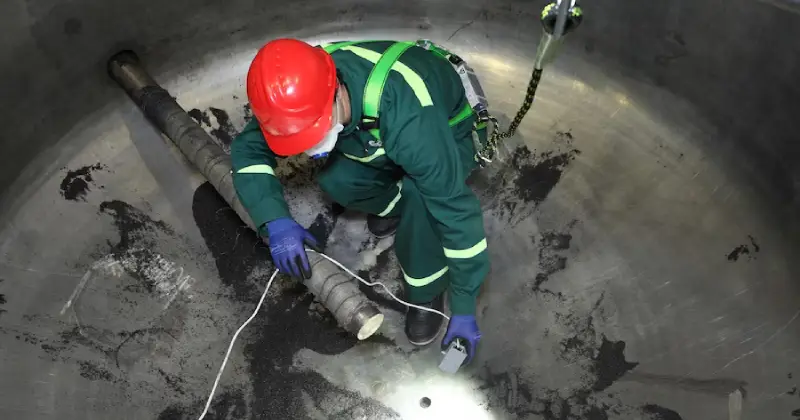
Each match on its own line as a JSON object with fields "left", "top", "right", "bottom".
{"left": 1, "top": 31, "right": 800, "bottom": 420}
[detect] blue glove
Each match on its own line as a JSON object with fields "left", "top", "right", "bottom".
{"left": 442, "top": 315, "right": 481, "bottom": 365}
{"left": 264, "top": 218, "right": 319, "bottom": 279}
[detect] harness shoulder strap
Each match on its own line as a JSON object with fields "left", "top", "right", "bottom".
{"left": 324, "top": 41, "right": 473, "bottom": 142}
{"left": 361, "top": 42, "right": 416, "bottom": 140}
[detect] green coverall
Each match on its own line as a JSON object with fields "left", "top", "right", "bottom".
{"left": 231, "top": 41, "right": 489, "bottom": 315}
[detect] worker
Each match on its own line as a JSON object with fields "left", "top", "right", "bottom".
{"left": 231, "top": 38, "right": 489, "bottom": 363}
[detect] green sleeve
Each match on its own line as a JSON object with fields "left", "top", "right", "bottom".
{"left": 230, "top": 118, "right": 291, "bottom": 234}
{"left": 384, "top": 105, "right": 490, "bottom": 315}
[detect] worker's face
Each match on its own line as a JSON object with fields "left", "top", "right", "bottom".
{"left": 304, "top": 90, "right": 344, "bottom": 159}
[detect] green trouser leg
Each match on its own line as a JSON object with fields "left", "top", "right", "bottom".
{"left": 317, "top": 152, "right": 403, "bottom": 217}
{"left": 317, "top": 154, "right": 448, "bottom": 304}
{"left": 317, "top": 126, "right": 487, "bottom": 304}
{"left": 393, "top": 177, "right": 451, "bottom": 303}
{"left": 397, "top": 125, "right": 487, "bottom": 304}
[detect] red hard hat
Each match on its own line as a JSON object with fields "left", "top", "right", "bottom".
{"left": 247, "top": 38, "right": 337, "bottom": 156}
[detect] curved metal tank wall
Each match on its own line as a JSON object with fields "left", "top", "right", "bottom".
{"left": 1, "top": 0, "right": 799, "bottom": 419}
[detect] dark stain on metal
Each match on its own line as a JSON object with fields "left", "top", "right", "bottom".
{"left": 10, "top": 323, "right": 114, "bottom": 363}
{"left": 198, "top": 389, "right": 248, "bottom": 419}
{"left": 59, "top": 326, "right": 114, "bottom": 356}
{"left": 157, "top": 390, "right": 248, "bottom": 420}
{"left": 478, "top": 294, "right": 638, "bottom": 418}
{"left": 156, "top": 404, "right": 187, "bottom": 420}
{"left": 99, "top": 199, "right": 173, "bottom": 249}
{"left": 78, "top": 360, "right": 116, "bottom": 383}
{"left": 188, "top": 108, "right": 211, "bottom": 126}
{"left": 0, "top": 278, "right": 6, "bottom": 319}
{"left": 243, "top": 271, "right": 400, "bottom": 418}
{"left": 558, "top": 310, "right": 599, "bottom": 362}
{"left": 181, "top": 182, "right": 401, "bottom": 419}
{"left": 157, "top": 368, "right": 186, "bottom": 396}
{"left": 555, "top": 293, "right": 639, "bottom": 394}
{"left": 541, "top": 231, "right": 573, "bottom": 250}
{"left": 113, "top": 327, "right": 177, "bottom": 369}
{"left": 478, "top": 369, "right": 613, "bottom": 420}
{"left": 275, "top": 154, "right": 327, "bottom": 188}
{"left": 727, "top": 236, "right": 760, "bottom": 261}
{"left": 60, "top": 163, "right": 107, "bottom": 201}
{"left": 792, "top": 408, "right": 800, "bottom": 417}
{"left": 420, "top": 397, "right": 431, "bottom": 408}
{"left": 533, "top": 227, "right": 574, "bottom": 293}
{"left": 727, "top": 245, "right": 749, "bottom": 261}
{"left": 98, "top": 200, "right": 179, "bottom": 294}
{"left": 642, "top": 404, "right": 684, "bottom": 419}
{"left": 209, "top": 107, "right": 237, "bottom": 147}
{"left": 584, "top": 405, "right": 610, "bottom": 420}
{"left": 512, "top": 147, "right": 579, "bottom": 205}
{"left": 748, "top": 235, "right": 760, "bottom": 252}
{"left": 592, "top": 337, "right": 639, "bottom": 391}
{"left": 191, "top": 182, "right": 264, "bottom": 301}
{"left": 243, "top": 103, "right": 253, "bottom": 123}
{"left": 477, "top": 135, "right": 580, "bottom": 225}
{"left": 668, "top": 31, "right": 686, "bottom": 47}
{"left": 787, "top": 386, "right": 797, "bottom": 396}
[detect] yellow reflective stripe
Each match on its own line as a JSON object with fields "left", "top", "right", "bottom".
{"left": 443, "top": 238, "right": 488, "bottom": 259}
{"left": 237, "top": 164, "right": 275, "bottom": 175}
{"left": 378, "top": 181, "right": 403, "bottom": 217}
{"left": 342, "top": 46, "right": 433, "bottom": 107}
{"left": 387, "top": 59, "right": 433, "bottom": 107}
{"left": 321, "top": 41, "right": 363, "bottom": 53}
{"left": 341, "top": 45, "right": 382, "bottom": 62}
{"left": 402, "top": 266, "right": 449, "bottom": 287}
{"left": 342, "top": 148, "right": 386, "bottom": 163}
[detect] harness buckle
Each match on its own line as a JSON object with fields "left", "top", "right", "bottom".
{"left": 360, "top": 116, "right": 380, "bottom": 131}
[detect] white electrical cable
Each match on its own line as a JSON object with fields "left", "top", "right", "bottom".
{"left": 197, "top": 269, "right": 279, "bottom": 420}
{"left": 197, "top": 251, "right": 449, "bottom": 420}
{"left": 309, "top": 250, "right": 451, "bottom": 321}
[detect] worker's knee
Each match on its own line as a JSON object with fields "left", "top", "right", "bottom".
{"left": 317, "top": 169, "right": 352, "bottom": 207}
{"left": 396, "top": 177, "right": 428, "bottom": 215}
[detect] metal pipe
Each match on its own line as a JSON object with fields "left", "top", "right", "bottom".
{"left": 534, "top": 1, "right": 583, "bottom": 70}
{"left": 534, "top": 33, "right": 562, "bottom": 70}
{"left": 552, "top": 0, "right": 574, "bottom": 40}
{"left": 108, "top": 51, "right": 255, "bottom": 230}
{"left": 107, "top": 51, "right": 384, "bottom": 341}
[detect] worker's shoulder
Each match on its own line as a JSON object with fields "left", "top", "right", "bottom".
{"left": 328, "top": 40, "right": 443, "bottom": 68}
{"left": 329, "top": 39, "right": 461, "bottom": 108}
{"left": 327, "top": 40, "right": 395, "bottom": 60}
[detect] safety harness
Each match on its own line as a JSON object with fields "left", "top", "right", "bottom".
{"left": 321, "top": 2, "right": 582, "bottom": 166}
{"left": 322, "top": 41, "right": 478, "bottom": 148}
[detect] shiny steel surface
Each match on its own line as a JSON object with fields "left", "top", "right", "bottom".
{"left": 1, "top": 1, "right": 799, "bottom": 419}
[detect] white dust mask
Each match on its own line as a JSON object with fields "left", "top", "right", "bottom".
{"left": 306, "top": 97, "right": 343, "bottom": 159}
{"left": 305, "top": 123, "right": 343, "bottom": 159}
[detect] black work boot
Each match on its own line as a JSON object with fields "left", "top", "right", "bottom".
{"left": 405, "top": 293, "right": 445, "bottom": 346}
{"left": 367, "top": 214, "right": 400, "bottom": 238}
